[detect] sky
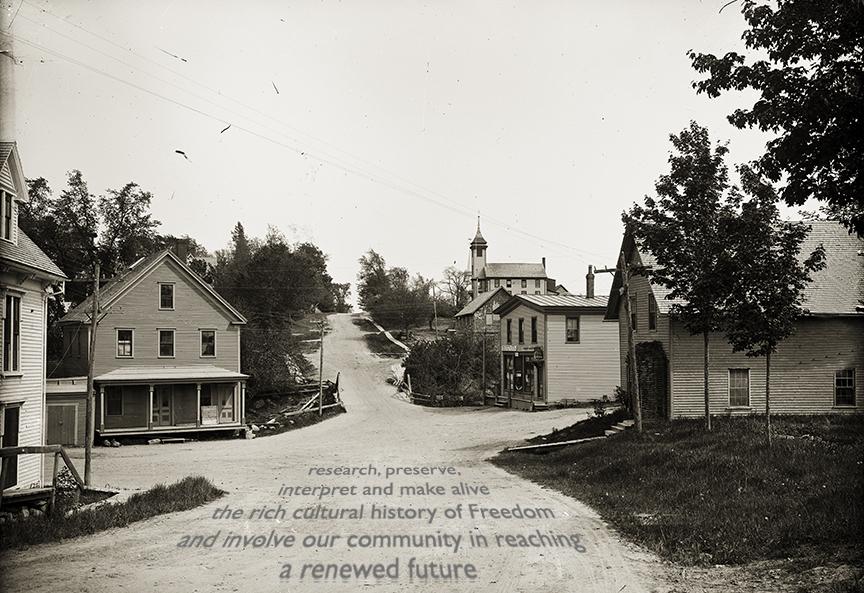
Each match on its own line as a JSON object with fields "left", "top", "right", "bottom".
{"left": 8, "top": 0, "right": 800, "bottom": 302}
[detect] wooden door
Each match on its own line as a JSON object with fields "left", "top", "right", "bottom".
{"left": 152, "top": 386, "right": 173, "bottom": 426}
{"left": 1, "top": 406, "right": 19, "bottom": 489}
{"left": 47, "top": 404, "right": 77, "bottom": 445}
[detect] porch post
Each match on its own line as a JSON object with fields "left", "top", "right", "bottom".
{"left": 99, "top": 385, "right": 105, "bottom": 432}
{"left": 148, "top": 385, "right": 154, "bottom": 430}
{"left": 196, "top": 384, "right": 201, "bottom": 427}
{"left": 240, "top": 382, "right": 245, "bottom": 424}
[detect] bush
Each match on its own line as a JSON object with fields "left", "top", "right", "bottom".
{"left": 403, "top": 332, "right": 499, "bottom": 403}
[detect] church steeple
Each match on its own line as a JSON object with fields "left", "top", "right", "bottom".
{"left": 471, "top": 217, "right": 487, "bottom": 247}
{"left": 470, "top": 217, "right": 487, "bottom": 296}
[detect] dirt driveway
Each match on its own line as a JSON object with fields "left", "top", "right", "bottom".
{"left": 1, "top": 313, "right": 667, "bottom": 593}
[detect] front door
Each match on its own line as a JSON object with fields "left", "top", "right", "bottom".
{"left": 152, "top": 386, "right": 173, "bottom": 426}
{"left": 503, "top": 354, "right": 535, "bottom": 399}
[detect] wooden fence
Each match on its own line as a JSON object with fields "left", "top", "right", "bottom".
{"left": 0, "top": 445, "right": 85, "bottom": 515}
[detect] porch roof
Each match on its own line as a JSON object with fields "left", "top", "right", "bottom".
{"left": 95, "top": 364, "right": 248, "bottom": 384}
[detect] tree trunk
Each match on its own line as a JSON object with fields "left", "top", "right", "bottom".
{"left": 703, "top": 331, "right": 711, "bottom": 431}
{"left": 766, "top": 350, "right": 772, "bottom": 446}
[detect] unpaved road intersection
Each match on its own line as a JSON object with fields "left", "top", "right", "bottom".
{"left": 1, "top": 313, "right": 666, "bottom": 592}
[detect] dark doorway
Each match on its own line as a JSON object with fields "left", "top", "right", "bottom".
{"left": 2, "top": 405, "right": 20, "bottom": 489}
{"left": 636, "top": 341, "right": 669, "bottom": 419}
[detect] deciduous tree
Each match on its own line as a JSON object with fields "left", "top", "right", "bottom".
{"left": 722, "top": 166, "right": 825, "bottom": 443}
{"left": 626, "top": 122, "right": 737, "bottom": 430}
{"left": 689, "top": 0, "right": 864, "bottom": 235}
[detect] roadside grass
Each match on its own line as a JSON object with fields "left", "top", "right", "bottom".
{"left": 493, "top": 415, "right": 864, "bottom": 567}
{"left": 527, "top": 409, "right": 627, "bottom": 445}
{"left": 0, "top": 476, "right": 225, "bottom": 550}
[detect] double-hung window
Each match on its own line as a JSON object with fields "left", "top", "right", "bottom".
{"left": 530, "top": 317, "right": 538, "bottom": 343}
{"left": 201, "top": 330, "right": 216, "bottom": 357}
{"left": 116, "top": 329, "right": 134, "bottom": 358}
{"left": 506, "top": 319, "right": 512, "bottom": 344}
{"left": 3, "top": 293, "right": 21, "bottom": 372}
{"left": 158, "top": 329, "right": 175, "bottom": 358}
{"left": 159, "top": 283, "right": 175, "bottom": 310}
{"left": 728, "top": 369, "right": 750, "bottom": 406}
{"left": 521, "top": 279, "right": 527, "bottom": 288}
{"left": 565, "top": 317, "right": 579, "bottom": 343}
{"left": 518, "top": 319, "right": 524, "bottom": 344}
{"left": 1, "top": 190, "right": 12, "bottom": 241}
{"left": 835, "top": 369, "right": 856, "bottom": 406}
{"left": 648, "top": 295, "right": 657, "bottom": 331}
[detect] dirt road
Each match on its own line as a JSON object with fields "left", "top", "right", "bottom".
{"left": 1, "top": 313, "right": 666, "bottom": 592}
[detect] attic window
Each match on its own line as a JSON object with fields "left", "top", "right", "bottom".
{"left": 159, "top": 283, "right": 174, "bottom": 310}
{"left": 1, "top": 190, "right": 12, "bottom": 241}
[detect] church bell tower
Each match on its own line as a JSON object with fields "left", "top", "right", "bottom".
{"left": 470, "top": 218, "right": 487, "bottom": 297}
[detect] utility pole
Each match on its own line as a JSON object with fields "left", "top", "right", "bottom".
{"left": 481, "top": 326, "right": 487, "bottom": 397}
{"left": 597, "top": 255, "right": 643, "bottom": 433}
{"left": 318, "top": 319, "right": 324, "bottom": 416}
{"left": 84, "top": 262, "right": 100, "bottom": 485}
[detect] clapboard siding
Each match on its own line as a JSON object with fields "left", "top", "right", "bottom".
{"left": 0, "top": 275, "right": 47, "bottom": 489}
{"left": 89, "top": 258, "right": 241, "bottom": 376}
{"left": 546, "top": 313, "right": 620, "bottom": 402}
{"left": 670, "top": 317, "right": 864, "bottom": 417}
{"left": 499, "top": 304, "right": 544, "bottom": 350}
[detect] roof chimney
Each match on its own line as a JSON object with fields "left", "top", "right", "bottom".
{"left": 542, "top": 257, "right": 546, "bottom": 268}
{"left": 586, "top": 265, "right": 595, "bottom": 299}
{"left": 172, "top": 239, "right": 190, "bottom": 262}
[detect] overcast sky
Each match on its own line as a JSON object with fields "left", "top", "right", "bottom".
{"left": 10, "top": 0, "right": 801, "bottom": 300}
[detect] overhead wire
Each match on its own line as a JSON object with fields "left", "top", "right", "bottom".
{"left": 12, "top": 4, "right": 613, "bottom": 264}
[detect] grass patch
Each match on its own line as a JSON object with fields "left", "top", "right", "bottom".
{"left": 527, "top": 409, "right": 627, "bottom": 446}
{"left": 0, "top": 476, "right": 225, "bottom": 550}
{"left": 493, "top": 415, "right": 864, "bottom": 566}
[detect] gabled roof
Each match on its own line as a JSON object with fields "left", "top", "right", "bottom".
{"left": 605, "top": 220, "right": 864, "bottom": 320}
{"left": 554, "top": 284, "right": 570, "bottom": 295}
{"left": 477, "top": 262, "right": 547, "bottom": 279}
{"left": 455, "top": 287, "right": 510, "bottom": 318}
{"left": 0, "top": 142, "right": 29, "bottom": 201}
{"left": 495, "top": 293, "right": 609, "bottom": 316}
{"left": 60, "top": 250, "right": 247, "bottom": 325}
{"left": 0, "top": 229, "right": 67, "bottom": 281}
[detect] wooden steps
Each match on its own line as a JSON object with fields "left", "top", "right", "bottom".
{"left": 604, "top": 418, "right": 635, "bottom": 437}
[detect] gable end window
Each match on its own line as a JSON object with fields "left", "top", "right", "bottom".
{"left": 158, "top": 329, "right": 175, "bottom": 358}
{"left": 1, "top": 190, "right": 12, "bottom": 241}
{"left": 728, "top": 369, "right": 750, "bottom": 407}
{"left": 116, "top": 329, "right": 134, "bottom": 358}
{"left": 201, "top": 330, "right": 216, "bottom": 357}
{"left": 565, "top": 317, "right": 579, "bottom": 343}
{"left": 3, "top": 293, "right": 21, "bottom": 372}
{"left": 835, "top": 369, "right": 856, "bottom": 406}
{"left": 648, "top": 295, "right": 657, "bottom": 331}
{"left": 159, "top": 283, "right": 175, "bottom": 310}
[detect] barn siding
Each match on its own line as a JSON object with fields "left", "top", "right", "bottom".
{"left": 0, "top": 275, "right": 47, "bottom": 489}
{"left": 89, "top": 258, "right": 241, "bottom": 376}
{"left": 546, "top": 312, "right": 620, "bottom": 402}
{"left": 670, "top": 317, "right": 864, "bottom": 417}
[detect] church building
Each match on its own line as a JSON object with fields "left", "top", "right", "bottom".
{"left": 469, "top": 221, "right": 552, "bottom": 297}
